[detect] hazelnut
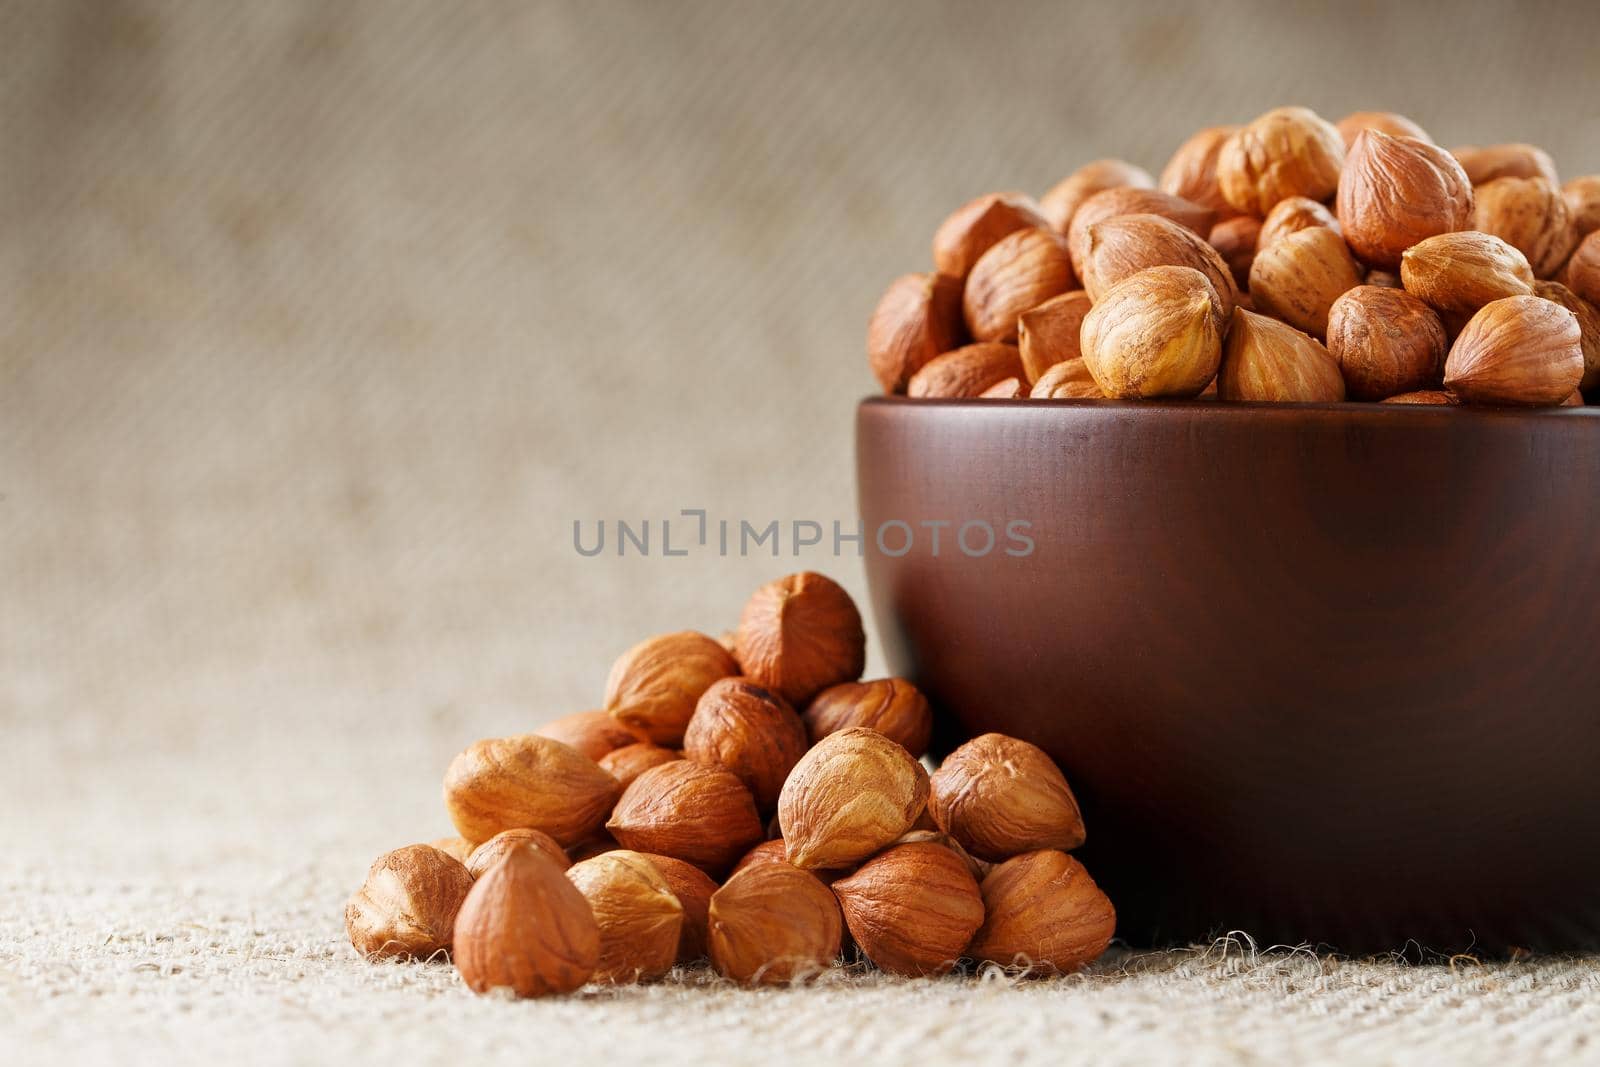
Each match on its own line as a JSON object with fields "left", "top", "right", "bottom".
{"left": 427, "top": 836, "right": 474, "bottom": 863}
{"left": 443, "top": 734, "right": 619, "bottom": 847}
{"left": 1565, "top": 390, "right": 1586, "bottom": 407}
{"left": 866, "top": 272, "right": 966, "bottom": 394}
{"left": 1066, "top": 186, "right": 1217, "bottom": 279}
{"left": 597, "top": 741, "right": 679, "bottom": 790}
{"left": 684, "top": 677, "right": 809, "bottom": 812}
{"left": 535, "top": 709, "right": 639, "bottom": 762}
{"left": 1249, "top": 226, "right": 1363, "bottom": 338}
{"left": 1563, "top": 176, "right": 1600, "bottom": 240}
{"left": 346, "top": 844, "right": 475, "bottom": 960}
{"left": 906, "top": 342, "right": 1026, "bottom": 398}
{"left": 963, "top": 227, "right": 1076, "bottom": 342}
{"left": 968, "top": 850, "right": 1116, "bottom": 974}
{"left": 1563, "top": 231, "right": 1600, "bottom": 307}
{"left": 802, "top": 678, "right": 933, "bottom": 758}
{"left": 565, "top": 850, "right": 684, "bottom": 983}
{"left": 606, "top": 759, "right": 765, "bottom": 875}
{"left": 891, "top": 827, "right": 993, "bottom": 883}
{"left": 1335, "top": 110, "right": 1432, "bottom": 148}
{"left": 831, "top": 842, "right": 985, "bottom": 977}
{"left": 1217, "top": 106, "right": 1344, "bottom": 217}
{"left": 1258, "top": 195, "right": 1339, "bottom": 250}
{"left": 1208, "top": 216, "right": 1261, "bottom": 288}
{"left": 466, "top": 827, "right": 570, "bottom": 878}
{"left": 1335, "top": 129, "right": 1473, "bottom": 270}
{"left": 1040, "top": 159, "right": 1156, "bottom": 234}
{"left": 979, "top": 376, "right": 1025, "bottom": 399}
{"left": 1400, "top": 231, "right": 1535, "bottom": 317}
{"left": 1444, "top": 295, "right": 1583, "bottom": 406}
{"left": 1451, "top": 143, "right": 1560, "bottom": 187}
{"left": 1472, "top": 176, "right": 1576, "bottom": 279}
{"left": 1017, "top": 290, "right": 1093, "bottom": 384}
{"left": 568, "top": 831, "right": 622, "bottom": 864}
{"left": 1218, "top": 308, "right": 1346, "bottom": 403}
{"left": 928, "top": 733, "right": 1086, "bottom": 862}
{"left": 603, "top": 631, "right": 738, "bottom": 747}
{"left": 635, "top": 853, "right": 718, "bottom": 962}
{"left": 1533, "top": 281, "right": 1600, "bottom": 392}
{"left": 707, "top": 863, "right": 843, "bottom": 985}
{"left": 1366, "top": 269, "right": 1402, "bottom": 289}
{"left": 1159, "top": 125, "right": 1241, "bottom": 219}
{"left": 733, "top": 571, "right": 865, "bottom": 707}
{"left": 1381, "top": 390, "right": 1458, "bottom": 406}
{"left": 779, "top": 727, "right": 929, "bottom": 870}
{"left": 1326, "top": 286, "right": 1448, "bottom": 401}
{"left": 731, "top": 837, "right": 792, "bottom": 875}
{"left": 1079, "top": 265, "right": 1223, "bottom": 399}
{"left": 1030, "top": 357, "right": 1104, "bottom": 399}
{"left": 1079, "top": 213, "right": 1238, "bottom": 321}
{"left": 453, "top": 845, "right": 599, "bottom": 997}
{"left": 933, "top": 192, "right": 1050, "bottom": 279}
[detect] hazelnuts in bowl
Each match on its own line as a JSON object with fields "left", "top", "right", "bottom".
{"left": 868, "top": 104, "right": 1600, "bottom": 408}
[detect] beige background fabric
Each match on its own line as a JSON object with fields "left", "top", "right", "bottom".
{"left": 5, "top": 1, "right": 1600, "bottom": 1063}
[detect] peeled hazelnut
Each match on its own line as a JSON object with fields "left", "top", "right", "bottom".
{"left": 1080, "top": 265, "right": 1223, "bottom": 399}
{"left": 603, "top": 631, "right": 737, "bottom": 747}
{"left": 1218, "top": 308, "right": 1345, "bottom": 403}
{"left": 802, "top": 678, "right": 933, "bottom": 758}
{"left": 933, "top": 192, "right": 1050, "bottom": 279}
{"left": 963, "top": 227, "right": 1075, "bottom": 342}
{"left": 1249, "top": 226, "right": 1364, "bottom": 338}
{"left": 968, "top": 850, "right": 1115, "bottom": 974}
{"left": 1335, "top": 130, "right": 1473, "bottom": 270}
{"left": 1159, "top": 125, "right": 1241, "bottom": 219}
{"left": 1258, "top": 195, "right": 1339, "bottom": 250}
{"left": 427, "top": 836, "right": 474, "bottom": 863}
{"left": 1080, "top": 213, "right": 1238, "bottom": 321}
{"left": 831, "top": 842, "right": 984, "bottom": 977}
{"left": 565, "top": 850, "right": 684, "bottom": 983}
{"left": 1400, "top": 231, "right": 1535, "bottom": 317}
{"left": 453, "top": 845, "right": 599, "bottom": 997}
{"left": 1067, "top": 186, "right": 1217, "bottom": 279}
{"left": 535, "top": 709, "right": 639, "bottom": 762}
{"left": 1040, "top": 159, "right": 1156, "bottom": 234}
{"left": 607, "top": 759, "right": 764, "bottom": 874}
{"left": 979, "top": 377, "right": 1025, "bottom": 399}
{"left": 1472, "top": 176, "right": 1576, "bottom": 279}
{"left": 1335, "top": 110, "right": 1432, "bottom": 148}
{"left": 1533, "top": 281, "right": 1600, "bottom": 391}
{"left": 892, "top": 827, "right": 992, "bottom": 883}
{"left": 1444, "top": 295, "right": 1583, "bottom": 406}
{"left": 928, "top": 733, "right": 1086, "bottom": 862}
{"left": 634, "top": 854, "right": 717, "bottom": 963}
{"left": 708, "top": 863, "right": 842, "bottom": 985}
{"left": 443, "top": 734, "right": 619, "bottom": 847}
{"left": 1326, "top": 286, "right": 1448, "bottom": 400}
{"left": 466, "top": 827, "right": 570, "bottom": 878}
{"left": 684, "top": 677, "right": 808, "bottom": 812}
{"left": 1208, "top": 216, "right": 1261, "bottom": 288}
{"left": 1030, "top": 357, "right": 1104, "bottom": 399}
{"left": 906, "top": 342, "right": 1026, "bottom": 398}
{"left": 598, "top": 742, "right": 679, "bottom": 790}
{"left": 779, "top": 727, "right": 929, "bottom": 870}
{"left": 346, "top": 844, "right": 475, "bottom": 960}
{"left": 1564, "top": 176, "right": 1600, "bottom": 240}
{"left": 1381, "top": 390, "right": 1458, "bottom": 406}
{"left": 1452, "top": 143, "right": 1560, "bottom": 187}
{"left": 1017, "top": 290, "right": 1092, "bottom": 383}
{"left": 1564, "top": 231, "right": 1600, "bottom": 307}
{"left": 733, "top": 571, "right": 865, "bottom": 707}
{"left": 1218, "top": 106, "right": 1344, "bottom": 217}
{"left": 866, "top": 272, "right": 965, "bottom": 393}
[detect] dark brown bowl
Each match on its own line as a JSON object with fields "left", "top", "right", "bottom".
{"left": 857, "top": 396, "right": 1600, "bottom": 954}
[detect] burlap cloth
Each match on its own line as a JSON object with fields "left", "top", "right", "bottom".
{"left": 6, "top": 2, "right": 1600, "bottom": 1062}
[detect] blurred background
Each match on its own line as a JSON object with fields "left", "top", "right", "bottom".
{"left": 5, "top": 0, "right": 1600, "bottom": 864}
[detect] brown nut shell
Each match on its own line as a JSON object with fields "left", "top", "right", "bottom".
{"left": 1335, "top": 111, "right": 1432, "bottom": 148}
{"left": 427, "top": 836, "right": 474, "bottom": 863}
{"left": 778, "top": 727, "right": 929, "bottom": 870}
{"left": 1218, "top": 106, "right": 1345, "bottom": 217}
{"left": 346, "top": 844, "right": 475, "bottom": 960}
{"left": 1209, "top": 216, "right": 1261, "bottom": 288}
{"left": 1029, "top": 357, "right": 1104, "bottom": 399}
{"left": 1472, "top": 176, "right": 1576, "bottom": 279}
{"left": 1041, "top": 159, "right": 1156, "bottom": 234}
{"left": 1400, "top": 231, "right": 1535, "bottom": 317}
{"left": 466, "top": 827, "right": 570, "bottom": 878}
{"left": 452, "top": 845, "right": 599, "bottom": 997}
{"left": 979, "top": 377, "right": 1025, "bottom": 399}
{"left": 802, "top": 678, "right": 934, "bottom": 758}
{"left": 831, "top": 842, "right": 985, "bottom": 977}
{"left": 683, "top": 677, "right": 808, "bottom": 812}
{"left": 1258, "top": 196, "right": 1340, "bottom": 250}
{"left": 1452, "top": 143, "right": 1560, "bottom": 187}
{"left": 1444, "top": 295, "right": 1583, "bottom": 406}
{"left": 1335, "top": 130, "right": 1473, "bottom": 270}
{"left": 535, "top": 709, "right": 640, "bottom": 762}
{"left": 1079, "top": 213, "right": 1238, "bottom": 321}
{"left": 963, "top": 227, "right": 1076, "bottom": 342}
{"left": 933, "top": 192, "right": 1050, "bottom": 279}
{"left": 1159, "top": 125, "right": 1241, "bottom": 219}
{"left": 1564, "top": 231, "right": 1600, "bottom": 307}
{"left": 1564, "top": 176, "right": 1600, "bottom": 241}
{"left": 606, "top": 760, "right": 765, "bottom": 875}
{"left": 708, "top": 863, "right": 843, "bottom": 985}
{"left": 1067, "top": 187, "right": 1217, "bottom": 280}
{"left": 598, "top": 742, "right": 679, "bottom": 790}
{"left": 603, "top": 631, "right": 738, "bottom": 747}
{"left": 1219, "top": 308, "right": 1346, "bottom": 403}
{"left": 1080, "top": 265, "right": 1223, "bottom": 399}
{"left": 866, "top": 272, "right": 966, "bottom": 394}
{"left": 1381, "top": 389, "right": 1458, "bottom": 406}
{"left": 969, "top": 850, "right": 1116, "bottom": 974}
{"left": 1249, "top": 226, "right": 1363, "bottom": 338}
{"left": 565, "top": 850, "right": 684, "bottom": 983}
{"left": 443, "top": 734, "right": 619, "bottom": 847}
{"left": 906, "top": 342, "right": 1026, "bottom": 399}
{"left": 1533, "top": 281, "right": 1600, "bottom": 391}
{"left": 636, "top": 853, "right": 718, "bottom": 963}
{"left": 733, "top": 571, "right": 866, "bottom": 707}
{"left": 1326, "top": 285, "right": 1448, "bottom": 400}
{"left": 928, "top": 733, "right": 1086, "bottom": 863}
{"left": 1017, "top": 290, "right": 1093, "bottom": 384}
